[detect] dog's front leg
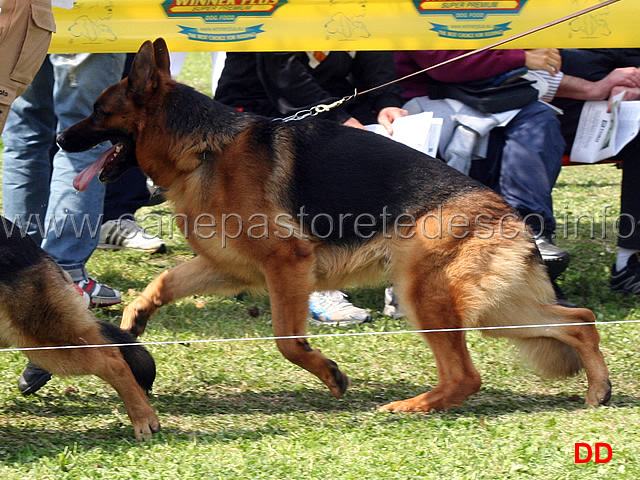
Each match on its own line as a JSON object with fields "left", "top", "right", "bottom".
{"left": 121, "top": 255, "right": 246, "bottom": 336}
{"left": 263, "top": 246, "right": 350, "bottom": 399}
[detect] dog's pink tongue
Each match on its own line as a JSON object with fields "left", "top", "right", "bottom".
{"left": 73, "top": 146, "right": 114, "bottom": 191}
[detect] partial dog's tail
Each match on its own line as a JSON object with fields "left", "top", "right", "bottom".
{"left": 511, "top": 336, "right": 583, "bottom": 378}
{"left": 472, "top": 253, "right": 590, "bottom": 379}
{"left": 480, "top": 296, "right": 593, "bottom": 378}
{"left": 98, "top": 322, "right": 156, "bottom": 393}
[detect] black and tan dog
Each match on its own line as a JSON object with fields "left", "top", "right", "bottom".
{"left": 0, "top": 216, "right": 160, "bottom": 439}
{"left": 57, "top": 38, "right": 611, "bottom": 413}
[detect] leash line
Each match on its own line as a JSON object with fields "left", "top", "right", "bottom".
{"left": 277, "top": 0, "right": 621, "bottom": 121}
{"left": 2, "top": 318, "right": 639, "bottom": 354}
{"left": 357, "top": 0, "right": 621, "bottom": 98}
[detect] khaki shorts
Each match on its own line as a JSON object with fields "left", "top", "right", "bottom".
{"left": 0, "top": 0, "right": 55, "bottom": 132}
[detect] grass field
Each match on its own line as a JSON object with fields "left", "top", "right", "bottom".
{"left": 0, "top": 52, "right": 638, "bottom": 479}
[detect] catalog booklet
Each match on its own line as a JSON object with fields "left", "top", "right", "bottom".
{"left": 570, "top": 91, "right": 640, "bottom": 163}
{"left": 366, "top": 111, "right": 443, "bottom": 158}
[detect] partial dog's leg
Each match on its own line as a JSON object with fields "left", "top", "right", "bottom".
{"left": 27, "top": 331, "right": 160, "bottom": 441}
{"left": 378, "top": 282, "right": 481, "bottom": 412}
{"left": 487, "top": 304, "right": 611, "bottom": 407}
{"left": 121, "top": 256, "right": 248, "bottom": 336}
{"left": 263, "top": 249, "right": 349, "bottom": 399}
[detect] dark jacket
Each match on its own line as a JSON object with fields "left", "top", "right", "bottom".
{"left": 214, "top": 51, "right": 404, "bottom": 124}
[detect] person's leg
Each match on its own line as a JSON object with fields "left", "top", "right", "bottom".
{"left": 1, "top": 57, "right": 55, "bottom": 243}
{"left": 169, "top": 52, "right": 188, "bottom": 79}
{"left": 99, "top": 167, "right": 166, "bottom": 253}
{"left": 495, "top": 101, "right": 565, "bottom": 237}
{"left": 610, "top": 138, "right": 640, "bottom": 295}
{"left": 470, "top": 102, "right": 569, "bottom": 281}
{"left": 41, "top": 53, "right": 125, "bottom": 270}
{"left": 210, "top": 51, "right": 227, "bottom": 95}
{"left": 616, "top": 140, "right": 640, "bottom": 253}
{"left": 16, "top": 54, "right": 125, "bottom": 394}
{"left": 0, "top": 0, "right": 54, "bottom": 132}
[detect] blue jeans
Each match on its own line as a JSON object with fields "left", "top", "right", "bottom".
{"left": 1, "top": 53, "right": 126, "bottom": 272}
{"left": 470, "top": 101, "right": 565, "bottom": 236}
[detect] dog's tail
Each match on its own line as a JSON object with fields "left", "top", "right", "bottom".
{"left": 511, "top": 336, "right": 583, "bottom": 378}
{"left": 480, "top": 294, "right": 591, "bottom": 378}
{"left": 473, "top": 256, "right": 588, "bottom": 379}
{"left": 98, "top": 322, "right": 156, "bottom": 393}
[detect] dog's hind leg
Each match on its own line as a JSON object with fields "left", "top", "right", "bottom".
{"left": 263, "top": 250, "right": 349, "bottom": 399}
{"left": 484, "top": 303, "right": 611, "bottom": 407}
{"left": 378, "top": 278, "right": 481, "bottom": 412}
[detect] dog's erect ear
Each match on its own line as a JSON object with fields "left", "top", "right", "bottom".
{"left": 153, "top": 38, "right": 171, "bottom": 76}
{"left": 128, "top": 40, "right": 156, "bottom": 101}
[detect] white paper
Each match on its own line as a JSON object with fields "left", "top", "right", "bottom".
{"left": 52, "top": 0, "right": 74, "bottom": 9}
{"left": 365, "top": 111, "right": 442, "bottom": 157}
{"left": 570, "top": 92, "right": 640, "bottom": 163}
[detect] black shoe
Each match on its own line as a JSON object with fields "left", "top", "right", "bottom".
{"left": 18, "top": 363, "right": 52, "bottom": 395}
{"left": 610, "top": 253, "right": 640, "bottom": 295}
{"left": 535, "top": 236, "right": 570, "bottom": 280}
{"left": 552, "top": 281, "right": 577, "bottom": 308}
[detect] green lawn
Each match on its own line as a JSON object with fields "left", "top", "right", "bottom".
{"left": 0, "top": 53, "right": 638, "bottom": 479}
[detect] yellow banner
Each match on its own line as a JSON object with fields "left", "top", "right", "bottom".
{"left": 49, "top": 0, "right": 638, "bottom": 54}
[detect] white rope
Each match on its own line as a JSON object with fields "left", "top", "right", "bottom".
{"left": 2, "top": 319, "right": 639, "bottom": 353}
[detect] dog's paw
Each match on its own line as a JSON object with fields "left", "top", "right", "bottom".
{"left": 377, "top": 393, "right": 437, "bottom": 413}
{"left": 585, "top": 378, "right": 612, "bottom": 407}
{"left": 133, "top": 415, "right": 161, "bottom": 441}
{"left": 325, "top": 359, "right": 350, "bottom": 398}
{"left": 121, "top": 297, "right": 154, "bottom": 337}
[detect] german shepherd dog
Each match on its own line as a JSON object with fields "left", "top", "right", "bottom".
{"left": 0, "top": 217, "right": 160, "bottom": 439}
{"left": 58, "top": 38, "right": 611, "bottom": 413}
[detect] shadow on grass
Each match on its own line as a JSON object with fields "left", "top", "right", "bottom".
{"left": 3, "top": 379, "right": 638, "bottom": 420}
{"left": 1, "top": 381, "right": 638, "bottom": 465}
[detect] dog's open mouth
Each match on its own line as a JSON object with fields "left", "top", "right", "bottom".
{"left": 73, "top": 140, "right": 135, "bottom": 191}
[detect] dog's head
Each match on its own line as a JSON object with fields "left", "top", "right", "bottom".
{"left": 57, "top": 38, "right": 172, "bottom": 191}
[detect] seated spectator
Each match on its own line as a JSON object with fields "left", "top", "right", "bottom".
{"left": 394, "top": 49, "right": 570, "bottom": 283}
{"left": 551, "top": 49, "right": 640, "bottom": 296}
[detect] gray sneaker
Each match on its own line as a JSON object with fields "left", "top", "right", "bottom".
{"left": 67, "top": 267, "right": 122, "bottom": 308}
{"left": 98, "top": 218, "right": 166, "bottom": 254}
{"left": 382, "top": 287, "right": 405, "bottom": 319}
{"left": 308, "top": 290, "right": 372, "bottom": 326}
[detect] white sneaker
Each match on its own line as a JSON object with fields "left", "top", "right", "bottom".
{"left": 382, "top": 287, "right": 405, "bottom": 319}
{"left": 308, "top": 290, "right": 372, "bottom": 326}
{"left": 98, "top": 218, "right": 166, "bottom": 254}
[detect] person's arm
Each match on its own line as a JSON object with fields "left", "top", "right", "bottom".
{"left": 557, "top": 67, "right": 640, "bottom": 100}
{"left": 351, "top": 51, "right": 408, "bottom": 133}
{"left": 556, "top": 66, "right": 640, "bottom": 111}
{"left": 406, "top": 50, "right": 527, "bottom": 83}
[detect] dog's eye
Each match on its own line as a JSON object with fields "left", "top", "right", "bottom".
{"left": 94, "top": 108, "right": 110, "bottom": 120}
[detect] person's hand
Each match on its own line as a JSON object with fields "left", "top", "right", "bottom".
{"left": 597, "top": 67, "right": 640, "bottom": 110}
{"left": 342, "top": 116, "right": 366, "bottom": 129}
{"left": 524, "top": 49, "right": 562, "bottom": 76}
{"left": 608, "top": 85, "right": 640, "bottom": 112}
{"left": 377, "top": 107, "right": 409, "bottom": 135}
